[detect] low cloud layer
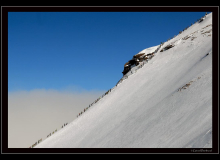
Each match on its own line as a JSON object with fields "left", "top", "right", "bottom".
{"left": 8, "top": 88, "right": 106, "bottom": 148}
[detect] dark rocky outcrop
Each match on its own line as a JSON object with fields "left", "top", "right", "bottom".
{"left": 133, "top": 53, "right": 145, "bottom": 59}
{"left": 122, "top": 65, "right": 131, "bottom": 75}
{"left": 122, "top": 59, "right": 139, "bottom": 75}
{"left": 121, "top": 44, "right": 163, "bottom": 76}
{"left": 122, "top": 52, "right": 155, "bottom": 75}
{"left": 160, "top": 44, "right": 174, "bottom": 52}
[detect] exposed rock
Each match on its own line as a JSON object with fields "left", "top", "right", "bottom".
{"left": 160, "top": 44, "right": 174, "bottom": 52}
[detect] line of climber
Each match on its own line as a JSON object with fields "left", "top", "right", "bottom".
{"left": 29, "top": 122, "right": 68, "bottom": 148}
{"left": 77, "top": 89, "right": 112, "bottom": 118}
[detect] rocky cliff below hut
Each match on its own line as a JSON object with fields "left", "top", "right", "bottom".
{"left": 122, "top": 45, "right": 162, "bottom": 75}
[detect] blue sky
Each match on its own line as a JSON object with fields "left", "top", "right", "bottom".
{"left": 8, "top": 12, "right": 208, "bottom": 92}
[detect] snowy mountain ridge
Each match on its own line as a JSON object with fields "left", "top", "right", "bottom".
{"left": 36, "top": 13, "right": 212, "bottom": 149}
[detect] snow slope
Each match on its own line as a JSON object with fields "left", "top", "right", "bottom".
{"left": 36, "top": 13, "right": 212, "bottom": 148}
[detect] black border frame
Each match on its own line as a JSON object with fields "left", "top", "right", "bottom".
{"left": 1, "top": 6, "right": 219, "bottom": 154}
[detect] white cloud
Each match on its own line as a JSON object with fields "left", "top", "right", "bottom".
{"left": 8, "top": 88, "right": 106, "bottom": 148}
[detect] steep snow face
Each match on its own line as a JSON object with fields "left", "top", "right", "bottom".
{"left": 36, "top": 13, "right": 212, "bottom": 148}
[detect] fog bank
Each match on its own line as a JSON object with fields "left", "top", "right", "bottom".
{"left": 8, "top": 88, "right": 106, "bottom": 148}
